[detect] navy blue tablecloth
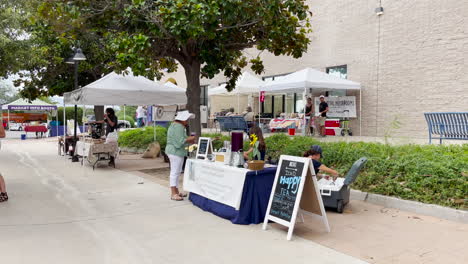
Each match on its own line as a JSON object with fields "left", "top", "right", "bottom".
{"left": 189, "top": 167, "right": 277, "bottom": 225}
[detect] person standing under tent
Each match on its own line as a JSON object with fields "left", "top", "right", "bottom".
{"left": 318, "top": 95, "right": 329, "bottom": 137}
{"left": 165, "top": 111, "right": 196, "bottom": 201}
{"left": 304, "top": 97, "right": 314, "bottom": 136}
{"left": 0, "top": 122, "right": 8, "bottom": 202}
{"left": 136, "top": 106, "right": 146, "bottom": 128}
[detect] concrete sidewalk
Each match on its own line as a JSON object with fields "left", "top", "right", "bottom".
{"left": 0, "top": 140, "right": 366, "bottom": 264}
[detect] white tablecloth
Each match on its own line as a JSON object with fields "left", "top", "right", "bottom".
{"left": 183, "top": 159, "right": 248, "bottom": 210}
{"left": 76, "top": 141, "right": 118, "bottom": 164}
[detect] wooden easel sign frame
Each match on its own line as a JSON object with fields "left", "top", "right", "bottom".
{"left": 262, "top": 155, "right": 330, "bottom": 240}
{"left": 196, "top": 137, "right": 213, "bottom": 160}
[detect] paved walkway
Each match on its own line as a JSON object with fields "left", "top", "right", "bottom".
{"left": 0, "top": 139, "right": 366, "bottom": 264}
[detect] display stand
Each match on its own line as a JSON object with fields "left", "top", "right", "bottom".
{"left": 262, "top": 155, "right": 330, "bottom": 240}
{"left": 196, "top": 137, "right": 213, "bottom": 160}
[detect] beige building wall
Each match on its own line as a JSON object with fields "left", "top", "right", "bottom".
{"left": 164, "top": 0, "right": 468, "bottom": 137}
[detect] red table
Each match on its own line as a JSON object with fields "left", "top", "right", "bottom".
{"left": 24, "top": 125, "right": 48, "bottom": 138}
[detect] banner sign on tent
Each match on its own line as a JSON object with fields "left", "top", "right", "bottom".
{"left": 314, "top": 96, "right": 356, "bottom": 118}
{"left": 260, "top": 91, "right": 266, "bottom": 102}
{"left": 8, "top": 105, "right": 57, "bottom": 111}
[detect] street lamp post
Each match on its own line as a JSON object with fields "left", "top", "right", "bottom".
{"left": 66, "top": 48, "right": 86, "bottom": 162}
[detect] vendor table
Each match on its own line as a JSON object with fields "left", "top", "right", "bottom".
{"left": 269, "top": 118, "right": 303, "bottom": 132}
{"left": 184, "top": 159, "right": 277, "bottom": 225}
{"left": 76, "top": 140, "right": 118, "bottom": 170}
{"left": 24, "top": 125, "right": 48, "bottom": 138}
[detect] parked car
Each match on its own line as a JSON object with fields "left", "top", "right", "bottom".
{"left": 9, "top": 122, "right": 23, "bottom": 131}
{"left": 118, "top": 120, "right": 131, "bottom": 129}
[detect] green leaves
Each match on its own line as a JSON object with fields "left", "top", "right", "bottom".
{"left": 264, "top": 135, "right": 468, "bottom": 209}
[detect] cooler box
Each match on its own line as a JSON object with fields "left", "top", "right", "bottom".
{"left": 325, "top": 119, "right": 340, "bottom": 127}
{"left": 325, "top": 127, "right": 342, "bottom": 136}
{"left": 318, "top": 157, "right": 367, "bottom": 213}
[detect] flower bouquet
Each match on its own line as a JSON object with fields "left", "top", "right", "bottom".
{"left": 186, "top": 144, "right": 198, "bottom": 158}
{"left": 247, "top": 134, "right": 264, "bottom": 170}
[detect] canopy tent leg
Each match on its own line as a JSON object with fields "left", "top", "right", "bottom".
{"left": 63, "top": 101, "right": 66, "bottom": 155}
{"left": 123, "top": 105, "right": 126, "bottom": 128}
{"left": 55, "top": 110, "right": 58, "bottom": 138}
{"left": 359, "top": 89, "right": 362, "bottom": 136}
{"left": 302, "top": 87, "right": 307, "bottom": 136}
{"left": 7, "top": 109, "right": 10, "bottom": 131}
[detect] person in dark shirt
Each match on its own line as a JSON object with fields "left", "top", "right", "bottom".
{"left": 104, "top": 108, "right": 118, "bottom": 136}
{"left": 304, "top": 97, "right": 315, "bottom": 135}
{"left": 317, "top": 95, "right": 329, "bottom": 137}
{"left": 303, "top": 145, "right": 339, "bottom": 179}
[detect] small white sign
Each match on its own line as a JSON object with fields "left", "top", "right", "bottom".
{"left": 315, "top": 96, "right": 357, "bottom": 118}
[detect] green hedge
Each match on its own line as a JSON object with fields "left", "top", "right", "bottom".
{"left": 264, "top": 134, "right": 468, "bottom": 209}
{"left": 117, "top": 130, "right": 468, "bottom": 209}
{"left": 58, "top": 107, "right": 84, "bottom": 125}
{"left": 118, "top": 126, "right": 167, "bottom": 150}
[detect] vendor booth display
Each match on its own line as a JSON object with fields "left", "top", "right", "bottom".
{"left": 260, "top": 68, "right": 361, "bottom": 136}
{"left": 75, "top": 139, "right": 119, "bottom": 170}
{"left": 1, "top": 98, "right": 57, "bottom": 137}
{"left": 63, "top": 70, "right": 187, "bottom": 168}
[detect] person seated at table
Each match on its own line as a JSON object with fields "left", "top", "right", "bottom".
{"left": 244, "top": 126, "right": 266, "bottom": 161}
{"left": 303, "top": 145, "right": 339, "bottom": 180}
{"left": 242, "top": 106, "right": 255, "bottom": 127}
{"left": 225, "top": 108, "right": 235, "bottom": 116}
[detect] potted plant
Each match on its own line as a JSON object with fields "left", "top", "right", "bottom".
{"left": 247, "top": 134, "right": 264, "bottom": 170}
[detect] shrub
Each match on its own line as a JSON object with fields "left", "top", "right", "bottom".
{"left": 265, "top": 135, "right": 468, "bottom": 209}
{"left": 202, "top": 133, "right": 230, "bottom": 150}
{"left": 58, "top": 107, "right": 84, "bottom": 125}
{"left": 118, "top": 126, "right": 167, "bottom": 150}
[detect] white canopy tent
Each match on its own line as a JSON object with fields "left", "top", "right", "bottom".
{"left": 208, "top": 72, "right": 264, "bottom": 115}
{"left": 62, "top": 71, "right": 187, "bottom": 145}
{"left": 260, "top": 67, "right": 362, "bottom": 135}
{"left": 64, "top": 71, "right": 186, "bottom": 106}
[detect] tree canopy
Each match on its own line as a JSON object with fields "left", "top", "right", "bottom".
{"left": 4, "top": 0, "right": 313, "bottom": 135}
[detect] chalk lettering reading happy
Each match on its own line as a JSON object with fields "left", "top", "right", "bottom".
{"left": 279, "top": 175, "right": 301, "bottom": 194}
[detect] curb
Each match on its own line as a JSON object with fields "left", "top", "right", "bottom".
{"left": 350, "top": 189, "right": 468, "bottom": 223}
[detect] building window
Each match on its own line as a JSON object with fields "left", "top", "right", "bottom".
{"left": 326, "top": 65, "right": 347, "bottom": 79}
{"left": 200, "top": 85, "right": 209, "bottom": 106}
{"left": 261, "top": 73, "right": 289, "bottom": 116}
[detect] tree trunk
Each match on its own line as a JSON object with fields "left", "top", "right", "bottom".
{"left": 183, "top": 61, "right": 202, "bottom": 137}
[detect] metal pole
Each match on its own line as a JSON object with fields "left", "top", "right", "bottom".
{"left": 63, "top": 101, "right": 66, "bottom": 155}
{"left": 359, "top": 89, "right": 362, "bottom": 136}
{"left": 7, "top": 109, "right": 10, "bottom": 131}
{"left": 123, "top": 105, "right": 126, "bottom": 127}
{"left": 72, "top": 61, "right": 79, "bottom": 162}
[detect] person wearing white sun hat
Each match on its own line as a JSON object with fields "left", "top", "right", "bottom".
{"left": 165, "top": 110, "right": 196, "bottom": 201}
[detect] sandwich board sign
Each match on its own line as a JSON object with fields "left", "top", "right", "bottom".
{"left": 196, "top": 137, "right": 213, "bottom": 160}
{"left": 263, "top": 155, "right": 330, "bottom": 240}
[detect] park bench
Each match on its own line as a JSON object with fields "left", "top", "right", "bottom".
{"left": 424, "top": 112, "right": 468, "bottom": 144}
{"left": 216, "top": 116, "right": 249, "bottom": 133}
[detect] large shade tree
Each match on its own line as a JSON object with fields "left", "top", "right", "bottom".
{"left": 33, "top": 0, "right": 313, "bottom": 135}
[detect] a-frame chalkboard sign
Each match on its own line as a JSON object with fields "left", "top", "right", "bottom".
{"left": 262, "top": 155, "right": 330, "bottom": 240}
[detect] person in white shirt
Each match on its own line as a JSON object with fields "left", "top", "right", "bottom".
{"left": 136, "top": 106, "right": 147, "bottom": 127}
